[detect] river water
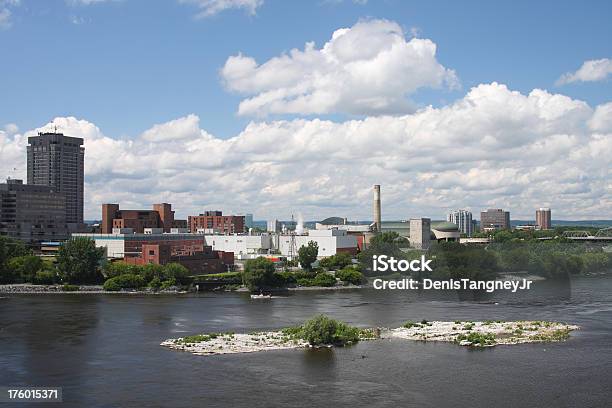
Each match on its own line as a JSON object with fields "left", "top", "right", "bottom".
{"left": 1, "top": 276, "right": 611, "bottom": 408}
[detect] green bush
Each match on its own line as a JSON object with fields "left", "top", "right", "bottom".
{"left": 149, "top": 276, "right": 162, "bottom": 290}
{"left": 335, "top": 267, "right": 365, "bottom": 285}
{"left": 302, "top": 314, "right": 361, "bottom": 346}
{"left": 294, "top": 269, "right": 316, "bottom": 280}
{"left": 163, "top": 263, "right": 191, "bottom": 285}
{"left": 103, "top": 279, "right": 121, "bottom": 291}
{"left": 62, "top": 284, "right": 79, "bottom": 292}
{"left": 160, "top": 277, "right": 177, "bottom": 290}
{"left": 32, "top": 270, "right": 57, "bottom": 285}
{"left": 8, "top": 255, "right": 44, "bottom": 283}
{"left": 312, "top": 272, "right": 336, "bottom": 287}
{"left": 274, "top": 271, "right": 296, "bottom": 285}
{"left": 319, "top": 253, "right": 353, "bottom": 270}
{"left": 103, "top": 273, "right": 146, "bottom": 291}
{"left": 456, "top": 332, "right": 496, "bottom": 346}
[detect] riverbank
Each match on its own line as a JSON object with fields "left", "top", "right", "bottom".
{"left": 161, "top": 320, "right": 579, "bottom": 356}
{"left": 0, "top": 284, "right": 187, "bottom": 294}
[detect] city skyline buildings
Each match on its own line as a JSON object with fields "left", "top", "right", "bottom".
{"left": 447, "top": 210, "right": 474, "bottom": 237}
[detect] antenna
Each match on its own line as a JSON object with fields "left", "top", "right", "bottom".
{"left": 288, "top": 213, "right": 297, "bottom": 261}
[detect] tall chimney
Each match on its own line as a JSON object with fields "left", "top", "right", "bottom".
{"left": 373, "top": 185, "right": 381, "bottom": 232}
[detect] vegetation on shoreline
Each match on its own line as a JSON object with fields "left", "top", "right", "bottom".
{"left": 241, "top": 255, "right": 365, "bottom": 291}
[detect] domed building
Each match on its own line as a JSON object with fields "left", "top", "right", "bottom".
{"left": 430, "top": 221, "right": 461, "bottom": 242}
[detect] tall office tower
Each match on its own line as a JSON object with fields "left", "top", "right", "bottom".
{"left": 447, "top": 210, "right": 474, "bottom": 236}
{"left": 536, "top": 208, "right": 552, "bottom": 230}
{"left": 27, "top": 132, "right": 84, "bottom": 225}
{"left": 480, "top": 208, "right": 511, "bottom": 231}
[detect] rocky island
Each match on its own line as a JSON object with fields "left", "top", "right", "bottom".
{"left": 161, "top": 315, "right": 579, "bottom": 356}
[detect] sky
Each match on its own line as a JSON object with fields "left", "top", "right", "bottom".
{"left": 0, "top": 0, "right": 611, "bottom": 221}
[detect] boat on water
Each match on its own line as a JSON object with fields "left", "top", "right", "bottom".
{"left": 250, "top": 293, "right": 272, "bottom": 299}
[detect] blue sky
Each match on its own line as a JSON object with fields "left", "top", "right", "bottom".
{"left": 1, "top": 0, "right": 611, "bottom": 138}
{"left": 0, "top": 0, "right": 611, "bottom": 221}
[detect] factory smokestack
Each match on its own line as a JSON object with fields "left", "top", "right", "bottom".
{"left": 373, "top": 184, "right": 381, "bottom": 232}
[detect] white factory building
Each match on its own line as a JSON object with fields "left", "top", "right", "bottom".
{"left": 275, "top": 229, "right": 358, "bottom": 259}
{"left": 199, "top": 229, "right": 358, "bottom": 260}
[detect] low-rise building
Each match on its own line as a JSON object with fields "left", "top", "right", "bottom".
{"left": 101, "top": 202, "right": 186, "bottom": 233}
{"left": 188, "top": 211, "right": 245, "bottom": 234}
{"left": 124, "top": 243, "right": 233, "bottom": 274}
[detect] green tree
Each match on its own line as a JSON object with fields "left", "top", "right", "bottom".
{"left": 57, "top": 237, "right": 105, "bottom": 284}
{"left": 8, "top": 255, "right": 43, "bottom": 283}
{"left": 370, "top": 231, "right": 408, "bottom": 246}
{"left": 319, "top": 252, "right": 353, "bottom": 270}
{"left": 242, "top": 257, "right": 276, "bottom": 290}
{"left": 0, "top": 236, "right": 30, "bottom": 284}
{"left": 298, "top": 241, "right": 319, "bottom": 270}
{"left": 163, "top": 263, "right": 191, "bottom": 285}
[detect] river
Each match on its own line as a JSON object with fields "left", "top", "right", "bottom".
{"left": 1, "top": 276, "right": 611, "bottom": 407}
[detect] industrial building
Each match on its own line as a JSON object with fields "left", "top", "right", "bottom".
{"left": 275, "top": 229, "right": 359, "bottom": 258}
{"left": 197, "top": 229, "right": 359, "bottom": 260}
{"left": 27, "top": 132, "right": 84, "bottom": 226}
{"left": 0, "top": 179, "right": 68, "bottom": 244}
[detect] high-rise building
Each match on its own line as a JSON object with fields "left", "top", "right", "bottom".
{"left": 447, "top": 209, "right": 474, "bottom": 236}
{"left": 27, "top": 132, "right": 84, "bottom": 225}
{"left": 480, "top": 208, "right": 511, "bottom": 231}
{"left": 0, "top": 179, "right": 68, "bottom": 243}
{"left": 536, "top": 208, "right": 552, "bottom": 230}
{"left": 245, "top": 213, "right": 254, "bottom": 229}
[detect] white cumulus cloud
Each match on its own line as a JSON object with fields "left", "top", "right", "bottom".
{"left": 221, "top": 19, "right": 459, "bottom": 117}
{"left": 2, "top": 83, "right": 610, "bottom": 221}
{"left": 557, "top": 58, "right": 612, "bottom": 85}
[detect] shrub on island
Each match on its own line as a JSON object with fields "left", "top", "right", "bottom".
{"left": 455, "top": 332, "right": 496, "bottom": 347}
{"left": 302, "top": 314, "right": 361, "bottom": 346}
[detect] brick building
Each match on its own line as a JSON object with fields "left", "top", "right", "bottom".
{"left": 73, "top": 232, "right": 233, "bottom": 274}
{"left": 188, "top": 211, "right": 245, "bottom": 234}
{"left": 126, "top": 243, "right": 234, "bottom": 274}
{"left": 102, "top": 203, "right": 187, "bottom": 233}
